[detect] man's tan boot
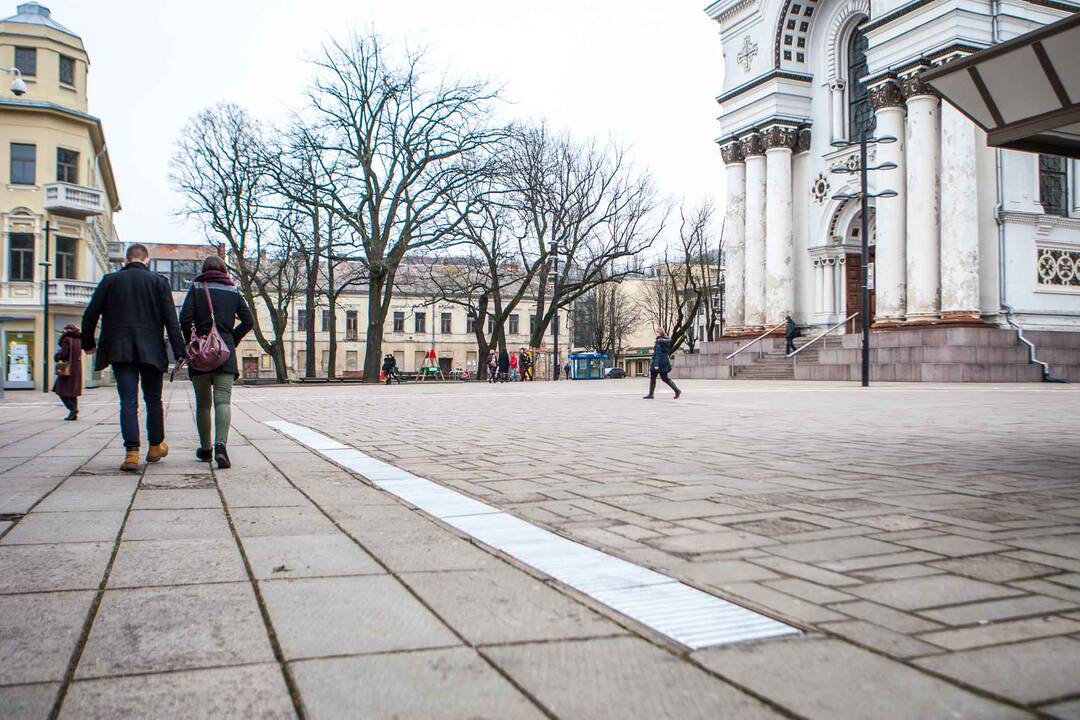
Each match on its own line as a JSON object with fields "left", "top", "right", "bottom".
{"left": 147, "top": 441, "right": 169, "bottom": 463}
{"left": 120, "top": 449, "right": 140, "bottom": 472}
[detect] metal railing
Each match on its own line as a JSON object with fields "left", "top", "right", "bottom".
{"left": 787, "top": 313, "right": 859, "bottom": 359}
{"left": 1001, "top": 303, "right": 1066, "bottom": 382}
{"left": 724, "top": 322, "right": 786, "bottom": 360}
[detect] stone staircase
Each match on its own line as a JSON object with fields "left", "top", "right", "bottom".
{"left": 672, "top": 326, "right": 1080, "bottom": 383}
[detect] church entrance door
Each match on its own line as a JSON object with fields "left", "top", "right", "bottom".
{"left": 845, "top": 248, "right": 876, "bottom": 332}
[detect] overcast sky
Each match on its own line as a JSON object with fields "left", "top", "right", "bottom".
{"left": 41, "top": 1, "right": 725, "bottom": 246}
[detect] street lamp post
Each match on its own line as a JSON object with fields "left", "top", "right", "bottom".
{"left": 550, "top": 239, "right": 561, "bottom": 381}
{"left": 40, "top": 221, "right": 52, "bottom": 393}
{"left": 830, "top": 130, "right": 898, "bottom": 387}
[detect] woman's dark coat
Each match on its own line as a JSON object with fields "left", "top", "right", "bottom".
{"left": 179, "top": 271, "right": 255, "bottom": 378}
{"left": 52, "top": 328, "right": 82, "bottom": 398}
{"left": 650, "top": 336, "right": 673, "bottom": 374}
{"left": 498, "top": 349, "right": 511, "bottom": 372}
{"left": 81, "top": 262, "right": 185, "bottom": 372}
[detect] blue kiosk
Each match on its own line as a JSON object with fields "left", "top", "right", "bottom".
{"left": 567, "top": 352, "right": 609, "bottom": 380}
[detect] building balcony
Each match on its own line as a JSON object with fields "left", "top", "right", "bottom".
{"left": 0, "top": 279, "right": 97, "bottom": 307}
{"left": 107, "top": 240, "right": 125, "bottom": 262}
{"left": 43, "top": 182, "right": 106, "bottom": 218}
{"left": 49, "top": 279, "right": 97, "bottom": 305}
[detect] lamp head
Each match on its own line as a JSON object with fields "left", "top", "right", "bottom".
{"left": 873, "top": 189, "right": 899, "bottom": 199}
{"left": 874, "top": 134, "right": 898, "bottom": 144}
{"left": 832, "top": 192, "right": 860, "bottom": 200}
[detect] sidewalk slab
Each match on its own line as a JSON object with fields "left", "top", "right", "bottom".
{"left": 0, "top": 591, "right": 95, "bottom": 684}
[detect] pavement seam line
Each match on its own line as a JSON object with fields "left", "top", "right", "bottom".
{"left": 229, "top": 409, "right": 563, "bottom": 720}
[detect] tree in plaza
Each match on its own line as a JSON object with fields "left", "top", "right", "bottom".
{"left": 505, "top": 125, "right": 665, "bottom": 350}
{"left": 305, "top": 32, "right": 505, "bottom": 382}
{"left": 170, "top": 103, "right": 302, "bottom": 382}
{"left": 573, "top": 269, "right": 638, "bottom": 359}
{"left": 636, "top": 202, "right": 716, "bottom": 352}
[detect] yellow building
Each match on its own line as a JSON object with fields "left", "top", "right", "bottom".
{"left": 0, "top": 2, "right": 121, "bottom": 392}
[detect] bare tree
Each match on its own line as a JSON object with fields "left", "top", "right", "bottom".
{"left": 574, "top": 273, "right": 637, "bottom": 359}
{"left": 171, "top": 103, "right": 301, "bottom": 381}
{"left": 504, "top": 126, "right": 665, "bottom": 350}
{"left": 305, "top": 32, "right": 504, "bottom": 381}
{"left": 637, "top": 203, "right": 715, "bottom": 352}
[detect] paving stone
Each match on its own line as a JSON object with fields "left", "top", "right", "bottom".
{"left": 852, "top": 514, "right": 939, "bottom": 531}
{"left": 338, "top": 517, "right": 502, "bottom": 572}
{"left": 293, "top": 647, "right": 545, "bottom": 720}
{"left": 896, "top": 535, "right": 1009, "bottom": 557}
{"left": 828, "top": 601, "right": 944, "bottom": 633}
{"left": 749, "top": 555, "right": 862, "bottom": 586}
{"left": 108, "top": 538, "right": 247, "bottom": 588}
{"left": 217, "top": 484, "right": 310, "bottom": 507}
{"left": 673, "top": 559, "right": 782, "bottom": 587}
{"left": 694, "top": 637, "right": 1029, "bottom": 719}
{"left": 485, "top": 636, "right": 784, "bottom": 720}
{"left": 647, "top": 530, "right": 775, "bottom": 554}
{"left": 0, "top": 591, "right": 94, "bottom": 683}
{"left": 140, "top": 473, "right": 215, "bottom": 490}
{"left": 75, "top": 584, "right": 273, "bottom": 678}
{"left": 1005, "top": 534, "right": 1080, "bottom": 560}
{"left": 822, "top": 550, "right": 945, "bottom": 573}
{"left": 1011, "top": 579, "right": 1080, "bottom": 604}
{"left": 401, "top": 567, "right": 622, "bottom": 644}
{"left": 0, "top": 510, "right": 125, "bottom": 545}
{"left": 915, "top": 637, "right": 1080, "bottom": 705}
{"left": 33, "top": 490, "right": 133, "bottom": 512}
{"left": 721, "top": 582, "right": 847, "bottom": 624}
{"left": 122, "top": 509, "right": 231, "bottom": 541}
{"left": 1005, "top": 551, "right": 1080, "bottom": 573}
{"left": 241, "top": 533, "right": 382, "bottom": 579}
{"left": 819, "top": 619, "right": 943, "bottom": 658}
{"left": 60, "top": 664, "right": 295, "bottom": 720}
{"left": 1048, "top": 573, "right": 1080, "bottom": 589}
{"left": 769, "top": 536, "right": 902, "bottom": 563}
{"left": 230, "top": 505, "right": 338, "bottom": 537}
{"left": 131, "top": 489, "right": 222, "bottom": 510}
{"left": 1043, "top": 698, "right": 1080, "bottom": 720}
{"left": 0, "top": 683, "right": 59, "bottom": 720}
{"left": 0, "top": 542, "right": 111, "bottom": 593}
{"left": 930, "top": 555, "right": 1061, "bottom": 582}
{"left": 849, "top": 575, "right": 1024, "bottom": 610}
{"left": 634, "top": 499, "right": 747, "bottom": 520}
{"left": 764, "top": 578, "right": 856, "bottom": 604}
{"left": 919, "top": 594, "right": 1076, "bottom": 625}
{"left": 853, "top": 564, "right": 945, "bottom": 581}
{"left": 919, "top": 616, "right": 1080, "bottom": 651}
{"left": 259, "top": 575, "right": 459, "bottom": 659}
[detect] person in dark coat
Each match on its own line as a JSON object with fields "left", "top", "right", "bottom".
{"left": 643, "top": 330, "right": 681, "bottom": 399}
{"left": 82, "top": 244, "right": 186, "bottom": 472}
{"left": 785, "top": 315, "right": 802, "bottom": 355}
{"left": 179, "top": 255, "right": 254, "bottom": 470}
{"left": 52, "top": 325, "right": 82, "bottom": 421}
{"left": 382, "top": 354, "right": 399, "bottom": 385}
{"left": 497, "top": 348, "right": 511, "bottom": 383}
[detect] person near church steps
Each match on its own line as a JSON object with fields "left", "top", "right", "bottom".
{"left": 81, "top": 243, "right": 185, "bottom": 472}
{"left": 643, "top": 329, "right": 681, "bottom": 400}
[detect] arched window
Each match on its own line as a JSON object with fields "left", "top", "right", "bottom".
{"left": 847, "top": 26, "right": 875, "bottom": 138}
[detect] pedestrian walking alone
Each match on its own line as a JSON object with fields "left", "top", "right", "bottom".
{"left": 81, "top": 244, "right": 186, "bottom": 472}
{"left": 643, "top": 330, "right": 681, "bottom": 400}
{"left": 563, "top": 360, "right": 572, "bottom": 381}
{"left": 52, "top": 324, "right": 82, "bottom": 421}
{"left": 179, "top": 255, "right": 254, "bottom": 470}
{"left": 519, "top": 349, "right": 532, "bottom": 381}
{"left": 509, "top": 348, "right": 519, "bottom": 381}
{"left": 785, "top": 314, "right": 802, "bottom": 355}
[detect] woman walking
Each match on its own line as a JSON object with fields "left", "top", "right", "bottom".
{"left": 643, "top": 329, "right": 681, "bottom": 400}
{"left": 179, "top": 256, "right": 254, "bottom": 469}
{"left": 52, "top": 324, "right": 82, "bottom": 420}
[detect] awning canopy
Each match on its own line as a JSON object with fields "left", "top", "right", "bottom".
{"left": 923, "top": 12, "right": 1080, "bottom": 158}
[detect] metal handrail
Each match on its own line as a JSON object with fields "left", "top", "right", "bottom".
{"left": 787, "top": 313, "right": 859, "bottom": 358}
{"left": 725, "top": 322, "right": 786, "bottom": 360}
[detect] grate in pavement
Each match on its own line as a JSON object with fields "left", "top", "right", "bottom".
{"left": 265, "top": 420, "right": 801, "bottom": 650}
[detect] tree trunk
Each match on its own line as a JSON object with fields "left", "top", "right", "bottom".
{"left": 362, "top": 275, "right": 387, "bottom": 383}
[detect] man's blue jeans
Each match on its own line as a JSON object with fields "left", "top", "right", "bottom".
{"left": 113, "top": 363, "right": 164, "bottom": 450}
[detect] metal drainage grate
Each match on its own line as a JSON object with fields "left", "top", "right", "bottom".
{"left": 265, "top": 420, "right": 801, "bottom": 650}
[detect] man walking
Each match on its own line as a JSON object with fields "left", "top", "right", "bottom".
{"left": 82, "top": 244, "right": 185, "bottom": 472}
{"left": 643, "top": 329, "right": 681, "bottom": 400}
{"left": 785, "top": 314, "right": 801, "bottom": 355}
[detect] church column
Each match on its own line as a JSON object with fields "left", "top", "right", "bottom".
{"left": 742, "top": 133, "right": 766, "bottom": 330}
{"left": 763, "top": 124, "right": 796, "bottom": 327}
{"left": 721, "top": 141, "right": 746, "bottom": 333}
{"left": 902, "top": 71, "right": 941, "bottom": 323}
{"left": 939, "top": 101, "right": 981, "bottom": 322}
{"left": 823, "top": 257, "right": 837, "bottom": 316}
{"left": 829, "top": 81, "right": 846, "bottom": 144}
{"left": 869, "top": 79, "right": 907, "bottom": 326}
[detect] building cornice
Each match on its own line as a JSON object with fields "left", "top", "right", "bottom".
{"left": 864, "top": 0, "right": 1080, "bottom": 34}
{"left": 716, "top": 70, "right": 813, "bottom": 105}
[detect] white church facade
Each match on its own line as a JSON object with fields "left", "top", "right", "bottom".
{"left": 707, "top": 0, "right": 1080, "bottom": 342}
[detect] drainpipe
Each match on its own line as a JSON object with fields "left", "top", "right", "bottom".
{"left": 991, "top": 1, "right": 1065, "bottom": 382}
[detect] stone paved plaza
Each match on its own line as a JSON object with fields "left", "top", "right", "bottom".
{"left": 2, "top": 378, "right": 1080, "bottom": 719}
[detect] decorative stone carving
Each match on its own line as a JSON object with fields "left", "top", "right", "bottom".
{"left": 720, "top": 141, "right": 745, "bottom": 165}
{"left": 869, "top": 80, "right": 903, "bottom": 111}
{"left": 737, "top": 35, "right": 758, "bottom": 72}
{"left": 811, "top": 173, "right": 830, "bottom": 204}
{"left": 901, "top": 71, "right": 938, "bottom": 100}
{"left": 795, "top": 127, "right": 812, "bottom": 154}
{"left": 760, "top": 125, "right": 798, "bottom": 151}
{"left": 740, "top": 132, "right": 765, "bottom": 157}
{"left": 1037, "top": 247, "right": 1080, "bottom": 289}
